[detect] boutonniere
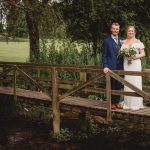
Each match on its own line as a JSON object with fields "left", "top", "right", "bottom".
{"left": 120, "top": 40, "right": 123, "bottom": 45}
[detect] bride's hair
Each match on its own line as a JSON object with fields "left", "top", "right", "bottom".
{"left": 126, "top": 25, "right": 136, "bottom": 32}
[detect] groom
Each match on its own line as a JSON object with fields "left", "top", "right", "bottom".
{"left": 102, "top": 22, "right": 123, "bottom": 109}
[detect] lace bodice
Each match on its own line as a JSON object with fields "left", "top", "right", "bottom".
{"left": 121, "top": 40, "right": 145, "bottom": 53}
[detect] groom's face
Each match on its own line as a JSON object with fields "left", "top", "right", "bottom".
{"left": 111, "top": 25, "right": 120, "bottom": 36}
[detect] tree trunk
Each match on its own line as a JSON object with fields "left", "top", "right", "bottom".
{"left": 25, "top": 10, "right": 40, "bottom": 62}
{"left": 91, "top": 21, "right": 99, "bottom": 65}
{"left": 91, "top": 21, "right": 104, "bottom": 66}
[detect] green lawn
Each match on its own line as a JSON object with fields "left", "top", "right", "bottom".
{"left": 0, "top": 42, "right": 29, "bottom": 62}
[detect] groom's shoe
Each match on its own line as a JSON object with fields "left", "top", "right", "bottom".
{"left": 115, "top": 103, "right": 123, "bottom": 109}
{"left": 111, "top": 104, "right": 116, "bottom": 109}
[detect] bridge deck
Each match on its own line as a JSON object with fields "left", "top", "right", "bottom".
{"left": 0, "top": 87, "right": 150, "bottom": 124}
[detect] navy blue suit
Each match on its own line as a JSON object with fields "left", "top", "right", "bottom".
{"left": 102, "top": 36, "right": 123, "bottom": 104}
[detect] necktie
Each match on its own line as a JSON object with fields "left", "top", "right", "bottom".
{"left": 114, "top": 37, "right": 118, "bottom": 44}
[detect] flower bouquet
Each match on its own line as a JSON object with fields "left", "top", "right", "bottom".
{"left": 118, "top": 47, "right": 137, "bottom": 64}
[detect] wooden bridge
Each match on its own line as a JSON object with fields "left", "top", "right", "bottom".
{"left": 0, "top": 62, "right": 150, "bottom": 135}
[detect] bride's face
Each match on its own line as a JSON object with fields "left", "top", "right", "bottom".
{"left": 127, "top": 27, "right": 136, "bottom": 38}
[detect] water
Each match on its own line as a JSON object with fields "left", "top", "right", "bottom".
{"left": 0, "top": 119, "right": 86, "bottom": 150}
{"left": 0, "top": 119, "right": 150, "bottom": 150}
{"left": 0, "top": 120, "right": 50, "bottom": 150}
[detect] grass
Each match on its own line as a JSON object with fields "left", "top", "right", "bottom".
{"left": 0, "top": 39, "right": 88, "bottom": 62}
{"left": 0, "top": 41, "right": 29, "bottom": 62}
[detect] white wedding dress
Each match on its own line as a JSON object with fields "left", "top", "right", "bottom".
{"left": 121, "top": 41, "right": 145, "bottom": 110}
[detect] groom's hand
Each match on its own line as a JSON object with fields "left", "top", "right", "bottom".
{"left": 103, "top": 67, "right": 109, "bottom": 74}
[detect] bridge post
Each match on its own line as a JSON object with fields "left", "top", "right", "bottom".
{"left": 37, "top": 68, "right": 40, "bottom": 91}
{"left": 52, "top": 67, "right": 60, "bottom": 135}
{"left": 80, "top": 71, "right": 87, "bottom": 82}
{"left": 2, "top": 65, "right": 7, "bottom": 86}
{"left": 80, "top": 71, "right": 87, "bottom": 97}
{"left": 13, "top": 66, "right": 17, "bottom": 101}
{"left": 106, "top": 73, "right": 112, "bottom": 122}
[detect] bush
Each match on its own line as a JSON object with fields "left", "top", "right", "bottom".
{"left": 39, "top": 39, "right": 102, "bottom": 66}
{"left": 39, "top": 39, "right": 102, "bottom": 81}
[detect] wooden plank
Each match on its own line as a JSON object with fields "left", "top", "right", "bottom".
{"left": 129, "top": 108, "right": 150, "bottom": 114}
{"left": 0, "top": 87, "right": 150, "bottom": 121}
{"left": 113, "top": 70, "right": 150, "bottom": 76}
{"left": 60, "top": 97, "right": 107, "bottom": 110}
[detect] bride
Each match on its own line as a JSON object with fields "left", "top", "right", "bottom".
{"left": 121, "top": 25, "right": 145, "bottom": 110}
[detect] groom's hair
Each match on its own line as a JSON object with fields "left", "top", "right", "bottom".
{"left": 111, "top": 22, "right": 120, "bottom": 28}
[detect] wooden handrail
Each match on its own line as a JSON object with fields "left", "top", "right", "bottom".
{"left": 108, "top": 70, "right": 150, "bottom": 100}
{"left": 0, "top": 62, "right": 150, "bottom": 75}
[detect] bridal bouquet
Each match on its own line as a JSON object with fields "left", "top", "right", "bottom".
{"left": 118, "top": 47, "right": 137, "bottom": 64}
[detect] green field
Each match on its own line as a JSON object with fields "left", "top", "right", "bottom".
{"left": 0, "top": 42, "right": 29, "bottom": 62}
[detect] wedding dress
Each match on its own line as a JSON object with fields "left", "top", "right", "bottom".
{"left": 121, "top": 40, "right": 145, "bottom": 110}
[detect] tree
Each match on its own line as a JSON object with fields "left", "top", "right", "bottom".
{"left": 59, "top": 0, "right": 150, "bottom": 61}
{"left": 0, "top": 0, "right": 61, "bottom": 62}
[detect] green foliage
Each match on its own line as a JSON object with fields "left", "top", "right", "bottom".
{"left": 73, "top": 131, "right": 89, "bottom": 141}
{"left": 85, "top": 117, "right": 121, "bottom": 137}
{"left": 6, "top": 9, "right": 28, "bottom": 38}
{"left": 86, "top": 117, "right": 101, "bottom": 136}
{"left": 39, "top": 39, "right": 102, "bottom": 66}
{"left": 50, "top": 128, "right": 73, "bottom": 142}
{"left": 39, "top": 39, "right": 102, "bottom": 80}
{"left": 2, "top": 0, "right": 150, "bottom": 60}
{"left": 50, "top": 117, "right": 121, "bottom": 142}
{"left": 88, "top": 94, "right": 105, "bottom": 101}
{"left": 58, "top": 0, "right": 150, "bottom": 58}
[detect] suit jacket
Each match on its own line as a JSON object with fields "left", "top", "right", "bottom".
{"left": 102, "top": 36, "right": 123, "bottom": 70}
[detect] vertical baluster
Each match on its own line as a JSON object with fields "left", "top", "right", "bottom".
{"left": 106, "top": 72, "right": 112, "bottom": 122}
{"left": 13, "top": 66, "right": 17, "bottom": 101}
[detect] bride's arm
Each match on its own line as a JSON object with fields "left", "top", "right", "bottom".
{"left": 133, "top": 48, "right": 145, "bottom": 60}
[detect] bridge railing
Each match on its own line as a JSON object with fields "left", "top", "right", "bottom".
{"left": 0, "top": 62, "right": 149, "bottom": 98}
{"left": 0, "top": 61, "right": 150, "bottom": 135}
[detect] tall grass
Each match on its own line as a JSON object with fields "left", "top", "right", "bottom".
{"left": 39, "top": 39, "right": 102, "bottom": 66}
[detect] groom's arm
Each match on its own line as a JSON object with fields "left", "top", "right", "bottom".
{"left": 102, "top": 39, "right": 108, "bottom": 68}
{"left": 102, "top": 39, "right": 109, "bottom": 73}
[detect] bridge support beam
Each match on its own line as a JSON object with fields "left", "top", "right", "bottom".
{"left": 52, "top": 67, "right": 60, "bottom": 135}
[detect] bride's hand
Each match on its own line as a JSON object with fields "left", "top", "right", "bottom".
{"left": 127, "top": 56, "right": 133, "bottom": 61}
